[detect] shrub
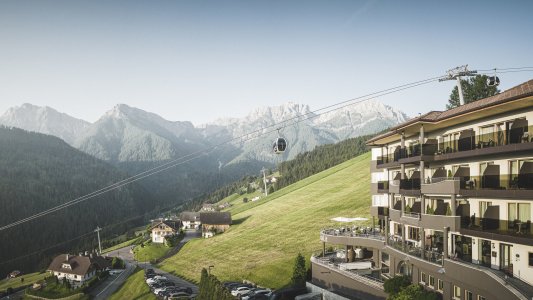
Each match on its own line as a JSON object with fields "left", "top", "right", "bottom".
{"left": 384, "top": 275, "right": 411, "bottom": 295}
{"left": 290, "top": 253, "right": 307, "bottom": 288}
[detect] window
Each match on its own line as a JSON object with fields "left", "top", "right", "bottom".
{"left": 437, "top": 279, "right": 443, "bottom": 292}
{"left": 428, "top": 275, "right": 435, "bottom": 288}
{"left": 465, "top": 290, "right": 473, "bottom": 300}
{"left": 408, "top": 226, "right": 420, "bottom": 241}
{"left": 529, "top": 252, "right": 533, "bottom": 267}
{"left": 454, "top": 285, "right": 461, "bottom": 299}
{"left": 508, "top": 203, "right": 531, "bottom": 222}
{"left": 479, "top": 201, "right": 492, "bottom": 218}
{"left": 478, "top": 296, "right": 486, "bottom": 300}
{"left": 420, "top": 272, "right": 427, "bottom": 284}
{"left": 479, "top": 125, "right": 494, "bottom": 144}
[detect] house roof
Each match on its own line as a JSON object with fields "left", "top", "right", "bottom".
{"left": 200, "top": 212, "right": 232, "bottom": 225}
{"left": 47, "top": 254, "right": 110, "bottom": 276}
{"left": 150, "top": 220, "right": 180, "bottom": 231}
{"left": 367, "top": 79, "right": 533, "bottom": 145}
{"left": 180, "top": 212, "right": 200, "bottom": 222}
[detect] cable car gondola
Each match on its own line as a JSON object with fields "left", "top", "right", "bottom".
{"left": 487, "top": 76, "right": 500, "bottom": 87}
{"left": 273, "top": 137, "right": 287, "bottom": 154}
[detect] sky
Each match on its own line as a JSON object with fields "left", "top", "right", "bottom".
{"left": 0, "top": 0, "right": 532, "bottom": 125}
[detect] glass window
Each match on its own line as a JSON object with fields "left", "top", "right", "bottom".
{"left": 408, "top": 226, "right": 420, "bottom": 241}
{"left": 478, "top": 296, "right": 486, "bottom": 300}
{"left": 420, "top": 272, "right": 427, "bottom": 284}
{"left": 479, "top": 125, "right": 494, "bottom": 143}
{"left": 428, "top": 275, "right": 435, "bottom": 288}
{"left": 518, "top": 203, "right": 531, "bottom": 222}
{"left": 479, "top": 201, "right": 492, "bottom": 218}
{"left": 529, "top": 252, "right": 533, "bottom": 267}
{"left": 465, "top": 290, "right": 473, "bottom": 300}
{"left": 454, "top": 285, "right": 461, "bottom": 298}
{"left": 437, "top": 279, "right": 444, "bottom": 292}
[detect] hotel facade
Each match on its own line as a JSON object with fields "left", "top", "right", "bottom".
{"left": 312, "top": 80, "right": 533, "bottom": 300}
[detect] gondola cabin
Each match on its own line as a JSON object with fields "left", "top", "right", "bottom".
{"left": 273, "top": 137, "right": 287, "bottom": 154}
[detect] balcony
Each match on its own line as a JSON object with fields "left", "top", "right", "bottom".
{"left": 370, "top": 206, "right": 389, "bottom": 218}
{"left": 421, "top": 177, "right": 460, "bottom": 194}
{"left": 460, "top": 172, "right": 533, "bottom": 199}
{"left": 377, "top": 181, "right": 389, "bottom": 193}
{"left": 460, "top": 217, "right": 533, "bottom": 246}
{"left": 375, "top": 123, "right": 533, "bottom": 169}
{"left": 320, "top": 229, "right": 386, "bottom": 250}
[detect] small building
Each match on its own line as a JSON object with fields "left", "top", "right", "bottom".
{"left": 201, "top": 203, "right": 216, "bottom": 212}
{"left": 200, "top": 212, "right": 232, "bottom": 238}
{"left": 9, "top": 270, "right": 21, "bottom": 278}
{"left": 180, "top": 212, "right": 201, "bottom": 229}
{"left": 150, "top": 220, "right": 180, "bottom": 243}
{"left": 47, "top": 254, "right": 110, "bottom": 288}
{"left": 218, "top": 202, "right": 232, "bottom": 209}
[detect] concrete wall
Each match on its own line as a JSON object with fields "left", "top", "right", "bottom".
{"left": 311, "top": 262, "right": 386, "bottom": 300}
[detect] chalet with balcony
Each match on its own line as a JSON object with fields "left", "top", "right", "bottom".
{"left": 47, "top": 253, "right": 111, "bottom": 288}
{"left": 312, "top": 80, "right": 533, "bottom": 300}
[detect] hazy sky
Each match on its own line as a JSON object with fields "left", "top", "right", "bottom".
{"left": 1, "top": 0, "right": 532, "bottom": 125}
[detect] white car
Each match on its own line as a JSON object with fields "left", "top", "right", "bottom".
{"left": 153, "top": 286, "right": 170, "bottom": 295}
{"left": 166, "top": 291, "right": 192, "bottom": 299}
{"left": 146, "top": 278, "right": 158, "bottom": 285}
{"left": 231, "top": 286, "right": 252, "bottom": 297}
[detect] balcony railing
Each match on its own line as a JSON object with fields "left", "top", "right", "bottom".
{"left": 375, "top": 124, "right": 533, "bottom": 167}
{"left": 310, "top": 256, "right": 384, "bottom": 290}
{"left": 462, "top": 217, "right": 533, "bottom": 238}
{"left": 387, "top": 238, "right": 443, "bottom": 265}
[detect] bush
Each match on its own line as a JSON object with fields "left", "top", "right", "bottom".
{"left": 243, "top": 197, "right": 248, "bottom": 203}
{"left": 390, "top": 284, "right": 440, "bottom": 300}
{"left": 384, "top": 275, "right": 411, "bottom": 295}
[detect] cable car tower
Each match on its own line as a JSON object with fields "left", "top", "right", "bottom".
{"left": 439, "top": 65, "right": 477, "bottom": 106}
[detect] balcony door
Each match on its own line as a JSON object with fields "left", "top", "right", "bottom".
{"left": 499, "top": 243, "right": 513, "bottom": 276}
{"left": 479, "top": 239, "right": 492, "bottom": 267}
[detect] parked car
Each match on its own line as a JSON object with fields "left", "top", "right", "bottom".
{"left": 268, "top": 287, "right": 307, "bottom": 300}
{"left": 232, "top": 286, "right": 253, "bottom": 297}
{"left": 166, "top": 291, "right": 192, "bottom": 299}
{"left": 242, "top": 288, "right": 272, "bottom": 300}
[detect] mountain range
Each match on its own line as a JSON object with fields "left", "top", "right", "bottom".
{"left": 0, "top": 100, "right": 407, "bottom": 166}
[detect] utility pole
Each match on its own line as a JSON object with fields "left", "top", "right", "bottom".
{"left": 261, "top": 167, "right": 268, "bottom": 196}
{"left": 95, "top": 226, "right": 102, "bottom": 255}
{"left": 439, "top": 65, "right": 477, "bottom": 106}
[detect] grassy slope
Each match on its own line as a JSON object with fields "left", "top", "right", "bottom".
{"left": 133, "top": 242, "right": 170, "bottom": 262}
{"left": 161, "top": 152, "right": 371, "bottom": 288}
{"left": 102, "top": 236, "right": 142, "bottom": 254}
{"left": 0, "top": 272, "right": 47, "bottom": 291}
{"left": 109, "top": 267, "right": 156, "bottom": 300}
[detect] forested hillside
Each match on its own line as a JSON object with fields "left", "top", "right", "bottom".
{"left": 0, "top": 127, "right": 154, "bottom": 277}
{"left": 182, "top": 134, "right": 372, "bottom": 211}
{"left": 276, "top": 134, "right": 371, "bottom": 189}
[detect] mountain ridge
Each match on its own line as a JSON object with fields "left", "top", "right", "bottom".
{"left": 0, "top": 100, "right": 408, "bottom": 164}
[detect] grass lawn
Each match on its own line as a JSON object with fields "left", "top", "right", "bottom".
{"left": 0, "top": 272, "right": 48, "bottom": 292}
{"left": 103, "top": 236, "right": 143, "bottom": 254}
{"left": 109, "top": 267, "right": 156, "bottom": 300}
{"left": 25, "top": 276, "right": 87, "bottom": 299}
{"left": 161, "top": 152, "right": 371, "bottom": 289}
{"left": 133, "top": 241, "right": 171, "bottom": 262}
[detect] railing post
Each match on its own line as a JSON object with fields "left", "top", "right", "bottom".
{"left": 420, "top": 227, "right": 425, "bottom": 259}
{"left": 443, "top": 227, "right": 449, "bottom": 259}
{"left": 451, "top": 194, "right": 456, "bottom": 216}
{"left": 385, "top": 217, "right": 389, "bottom": 245}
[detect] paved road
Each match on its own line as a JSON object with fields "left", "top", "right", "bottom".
{"left": 91, "top": 229, "right": 200, "bottom": 299}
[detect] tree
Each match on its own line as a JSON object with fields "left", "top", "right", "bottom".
{"left": 291, "top": 253, "right": 307, "bottom": 288}
{"left": 384, "top": 275, "right": 411, "bottom": 295}
{"left": 390, "top": 284, "right": 439, "bottom": 300}
{"left": 268, "top": 185, "right": 275, "bottom": 195}
{"left": 447, "top": 75, "right": 500, "bottom": 109}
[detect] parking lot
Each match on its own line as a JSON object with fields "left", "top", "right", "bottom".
{"left": 144, "top": 267, "right": 198, "bottom": 299}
